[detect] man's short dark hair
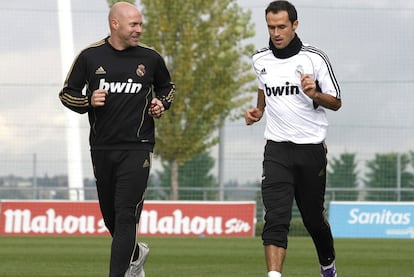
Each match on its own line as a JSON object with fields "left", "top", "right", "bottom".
{"left": 266, "top": 1, "right": 298, "bottom": 24}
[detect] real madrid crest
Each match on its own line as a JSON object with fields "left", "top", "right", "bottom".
{"left": 136, "top": 64, "right": 146, "bottom": 77}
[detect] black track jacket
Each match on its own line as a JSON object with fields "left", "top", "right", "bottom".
{"left": 59, "top": 37, "right": 175, "bottom": 151}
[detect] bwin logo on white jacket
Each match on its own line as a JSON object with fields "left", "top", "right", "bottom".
{"left": 99, "top": 78, "right": 143, "bottom": 93}
{"left": 265, "top": 82, "right": 299, "bottom": 97}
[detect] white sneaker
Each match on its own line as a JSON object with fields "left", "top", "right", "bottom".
{"left": 125, "top": 242, "right": 150, "bottom": 277}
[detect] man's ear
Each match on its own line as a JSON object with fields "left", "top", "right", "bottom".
{"left": 293, "top": 20, "right": 299, "bottom": 31}
{"left": 110, "top": 18, "right": 118, "bottom": 30}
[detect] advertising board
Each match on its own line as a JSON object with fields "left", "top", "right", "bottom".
{"left": 329, "top": 201, "right": 414, "bottom": 238}
{"left": 0, "top": 200, "right": 256, "bottom": 237}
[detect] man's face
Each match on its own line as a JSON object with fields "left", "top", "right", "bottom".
{"left": 266, "top": 11, "right": 298, "bottom": 49}
{"left": 116, "top": 10, "right": 142, "bottom": 48}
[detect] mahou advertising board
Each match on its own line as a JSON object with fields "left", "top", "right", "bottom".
{"left": 0, "top": 200, "right": 256, "bottom": 237}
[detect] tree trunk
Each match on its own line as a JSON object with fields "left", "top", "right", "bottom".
{"left": 170, "top": 159, "right": 179, "bottom": 200}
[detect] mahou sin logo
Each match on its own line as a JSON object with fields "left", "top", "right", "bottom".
{"left": 0, "top": 201, "right": 107, "bottom": 236}
{"left": 2, "top": 208, "right": 107, "bottom": 235}
{"left": 139, "top": 201, "right": 255, "bottom": 236}
{"left": 139, "top": 209, "right": 252, "bottom": 236}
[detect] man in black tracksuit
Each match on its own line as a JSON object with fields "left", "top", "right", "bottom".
{"left": 59, "top": 2, "right": 175, "bottom": 276}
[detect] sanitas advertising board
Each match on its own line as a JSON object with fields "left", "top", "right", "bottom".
{"left": 329, "top": 201, "right": 414, "bottom": 238}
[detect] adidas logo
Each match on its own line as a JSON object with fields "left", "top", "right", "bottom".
{"left": 142, "top": 159, "right": 150, "bottom": 168}
{"left": 318, "top": 168, "right": 325, "bottom": 177}
{"left": 260, "top": 68, "right": 267, "bottom": 75}
{"left": 95, "top": 66, "right": 106, "bottom": 74}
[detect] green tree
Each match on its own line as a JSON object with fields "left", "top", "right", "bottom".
{"left": 364, "top": 153, "right": 414, "bottom": 201}
{"left": 139, "top": 0, "right": 256, "bottom": 199}
{"left": 327, "top": 152, "right": 359, "bottom": 201}
{"left": 410, "top": 151, "right": 414, "bottom": 169}
{"left": 155, "top": 151, "right": 217, "bottom": 200}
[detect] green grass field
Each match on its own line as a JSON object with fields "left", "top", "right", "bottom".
{"left": 0, "top": 236, "right": 413, "bottom": 276}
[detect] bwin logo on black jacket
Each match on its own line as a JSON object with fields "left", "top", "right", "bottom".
{"left": 99, "top": 78, "right": 143, "bottom": 94}
{"left": 265, "top": 82, "right": 299, "bottom": 97}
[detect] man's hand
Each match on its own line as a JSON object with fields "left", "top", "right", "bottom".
{"left": 245, "top": 108, "right": 263, "bottom": 125}
{"left": 148, "top": 98, "right": 165, "bottom": 118}
{"left": 91, "top": 89, "right": 108, "bottom": 107}
{"left": 300, "top": 74, "right": 342, "bottom": 111}
{"left": 300, "top": 74, "right": 318, "bottom": 99}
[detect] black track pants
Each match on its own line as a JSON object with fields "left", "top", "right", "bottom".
{"left": 261, "top": 141, "right": 335, "bottom": 266}
{"left": 91, "top": 150, "right": 151, "bottom": 277}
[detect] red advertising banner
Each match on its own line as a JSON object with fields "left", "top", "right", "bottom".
{"left": 0, "top": 200, "right": 107, "bottom": 236}
{"left": 0, "top": 200, "right": 256, "bottom": 237}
